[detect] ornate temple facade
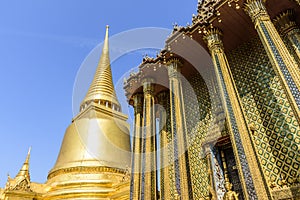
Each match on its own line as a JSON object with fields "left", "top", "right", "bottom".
{"left": 125, "top": 0, "right": 300, "bottom": 199}
{"left": 0, "top": 26, "right": 131, "bottom": 199}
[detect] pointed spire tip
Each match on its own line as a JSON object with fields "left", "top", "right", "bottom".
{"left": 28, "top": 146, "right": 31, "bottom": 155}
{"left": 25, "top": 146, "right": 31, "bottom": 164}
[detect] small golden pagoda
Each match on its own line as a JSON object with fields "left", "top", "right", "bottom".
{"left": 1, "top": 148, "right": 43, "bottom": 200}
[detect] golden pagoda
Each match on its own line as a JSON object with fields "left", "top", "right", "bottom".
{"left": 44, "top": 25, "right": 131, "bottom": 200}
{"left": 1, "top": 26, "right": 131, "bottom": 200}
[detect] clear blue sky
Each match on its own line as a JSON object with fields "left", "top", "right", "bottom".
{"left": 0, "top": 0, "right": 197, "bottom": 186}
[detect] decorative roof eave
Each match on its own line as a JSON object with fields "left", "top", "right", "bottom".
{"left": 194, "top": 0, "right": 223, "bottom": 25}
{"left": 164, "top": 0, "right": 242, "bottom": 40}
{"left": 124, "top": 61, "right": 160, "bottom": 99}
{"left": 162, "top": 0, "right": 244, "bottom": 54}
{"left": 123, "top": 56, "right": 162, "bottom": 87}
{"left": 124, "top": 57, "right": 175, "bottom": 103}
{"left": 194, "top": 0, "right": 242, "bottom": 25}
{"left": 123, "top": 49, "right": 204, "bottom": 104}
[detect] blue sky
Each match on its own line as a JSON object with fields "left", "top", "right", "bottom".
{"left": 0, "top": 0, "right": 197, "bottom": 186}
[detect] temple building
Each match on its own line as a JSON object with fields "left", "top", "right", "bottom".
{"left": 0, "top": 26, "right": 131, "bottom": 199}
{"left": 1, "top": 0, "right": 300, "bottom": 199}
{"left": 124, "top": 0, "right": 300, "bottom": 199}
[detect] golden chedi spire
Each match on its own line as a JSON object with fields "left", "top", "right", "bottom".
{"left": 81, "top": 25, "right": 120, "bottom": 111}
{"left": 15, "top": 147, "right": 31, "bottom": 181}
{"left": 45, "top": 26, "right": 131, "bottom": 200}
{"left": 5, "top": 147, "right": 32, "bottom": 192}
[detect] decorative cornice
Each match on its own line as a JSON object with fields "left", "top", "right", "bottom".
{"left": 48, "top": 166, "right": 127, "bottom": 180}
{"left": 73, "top": 101, "right": 128, "bottom": 122}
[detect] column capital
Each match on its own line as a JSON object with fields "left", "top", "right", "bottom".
{"left": 166, "top": 57, "right": 183, "bottom": 66}
{"left": 133, "top": 93, "right": 143, "bottom": 115}
{"left": 273, "top": 9, "right": 298, "bottom": 38}
{"left": 167, "top": 57, "right": 183, "bottom": 78}
{"left": 244, "top": 0, "right": 269, "bottom": 24}
{"left": 142, "top": 77, "right": 155, "bottom": 95}
{"left": 156, "top": 91, "right": 169, "bottom": 105}
{"left": 156, "top": 91, "right": 169, "bottom": 114}
{"left": 203, "top": 28, "right": 224, "bottom": 52}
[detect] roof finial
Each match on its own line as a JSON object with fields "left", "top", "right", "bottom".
{"left": 15, "top": 147, "right": 31, "bottom": 178}
{"left": 25, "top": 146, "right": 31, "bottom": 164}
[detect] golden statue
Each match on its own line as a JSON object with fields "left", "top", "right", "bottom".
{"left": 223, "top": 182, "right": 239, "bottom": 200}
{"left": 174, "top": 193, "right": 181, "bottom": 200}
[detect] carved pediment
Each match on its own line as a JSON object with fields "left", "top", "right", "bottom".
{"left": 13, "top": 179, "right": 32, "bottom": 192}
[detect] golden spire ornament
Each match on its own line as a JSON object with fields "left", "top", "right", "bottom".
{"left": 15, "top": 147, "right": 31, "bottom": 181}
{"left": 4, "top": 147, "right": 32, "bottom": 192}
{"left": 81, "top": 25, "right": 120, "bottom": 111}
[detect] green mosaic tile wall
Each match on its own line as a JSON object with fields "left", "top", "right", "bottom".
{"left": 227, "top": 37, "right": 300, "bottom": 187}
{"left": 182, "top": 73, "right": 212, "bottom": 199}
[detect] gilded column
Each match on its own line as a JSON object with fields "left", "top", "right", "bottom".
{"left": 273, "top": 9, "right": 300, "bottom": 66}
{"left": 203, "top": 28, "right": 271, "bottom": 199}
{"left": 130, "top": 93, "right": 143, "bottom": 200}
{"left": 244, "top": 0, "right": 300, "bottom": 124}
{"left": 140, "top": 78, "right": 157, "bottom": 200}
{"left": 157, "top": 91, "right": 173, "bottom": 200}
{"left": 167, "top": 59, "right": 192, "bottom": 199}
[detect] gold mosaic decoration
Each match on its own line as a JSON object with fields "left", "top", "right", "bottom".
{"left": 182, "top": 73, "right": 212, "bottom": 199}
{"left": 227, "top": 36, "right": 300, "bottom": 188}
